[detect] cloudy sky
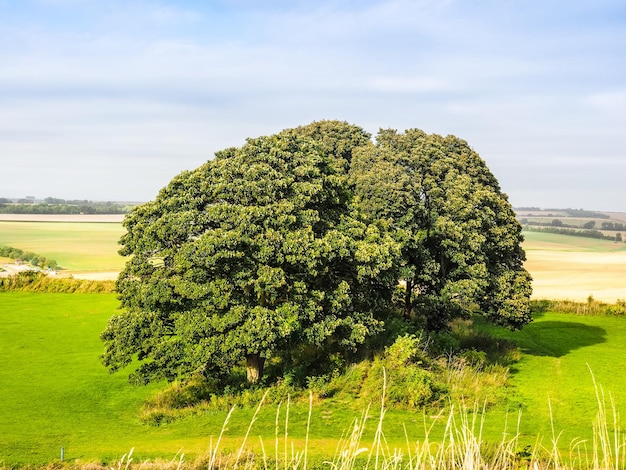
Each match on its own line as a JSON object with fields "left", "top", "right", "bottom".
{"left": 1, "top": 1, "right": 625, "bottom": 210}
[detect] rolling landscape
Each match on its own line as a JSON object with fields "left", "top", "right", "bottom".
{"left": 2, "top": 206, "right": 626, "bottom": 468}
{"left": 3, "top": 1, "right": 625, "bottom": 468}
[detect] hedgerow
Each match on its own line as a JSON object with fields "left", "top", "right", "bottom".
{"left": 0, "top": 271, "right": 115, "bottom": 293}
{"left": 0, "top": 244, "right": 59, "bottom": 269}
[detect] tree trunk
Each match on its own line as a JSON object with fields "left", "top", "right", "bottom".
{"left": 403, "top": 278, "right": 413, "bottom": 319}
{"left": 246, "top": 353, "right": 265, "bottom": 384}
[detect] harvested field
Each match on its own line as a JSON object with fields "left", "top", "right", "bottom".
{"left": 523, "top": 231, "right": 626, "bottom": 302}
{"left": 524, "top": 250, "right": 626, "bottom": 302}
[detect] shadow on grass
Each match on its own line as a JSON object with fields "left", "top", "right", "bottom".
{"left": 513, "top": 321, "right": 606, "bottom": 357}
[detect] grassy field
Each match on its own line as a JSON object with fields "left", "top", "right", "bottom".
{"left": 0, "top": 292, "right": 412, "bottom": 465}
{"left": 0, "top": 221, "right": 125, "bottom": 273}
{"left": 476, "top": 311, "right": 626, "bottom": 444}
{"left": 3, "top": 291, "right": 626, "bottom": 466}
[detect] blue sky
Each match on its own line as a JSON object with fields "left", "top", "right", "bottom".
{"left": 1, "top": 1, "right": 626, "bottom": 210}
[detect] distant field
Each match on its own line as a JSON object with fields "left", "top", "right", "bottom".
{"left": 0, "top": 221, "right": 126, "bottom": 273}
{"left": 0, "top": 214, "right": 125, "bottom": 223}
{"left": 522, "top": 231, "right": 626, "bottom": 302}
{"left": 1, "top": 219, "right": 625, "bottom": 302}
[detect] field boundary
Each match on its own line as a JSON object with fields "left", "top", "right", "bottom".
{"left": 0, "top": 214, "right": 125, "bottom": 222}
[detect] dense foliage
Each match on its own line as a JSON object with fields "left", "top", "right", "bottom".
{"left": 351, "top": 129, "right": 531, "bottom": 330}
{"left": 101, "top": 121, "right": 532, "bottom": 387}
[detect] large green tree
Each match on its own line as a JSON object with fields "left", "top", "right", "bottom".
{"left": 351, "top": 128, "right": 532, "bottom": 330}
{"left": 101, "top": 129, "right": 398, "bottom": 384}
{"left": 102, "top": 121, "right": 532, "bottom": 387}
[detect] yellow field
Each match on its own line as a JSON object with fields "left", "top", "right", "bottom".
{"left": 523, "top": 231, "right": 626, "bottom": 302}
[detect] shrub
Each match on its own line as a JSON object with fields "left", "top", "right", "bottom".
{"left": 356, "top": 334, "right": 446, "bottom": 409}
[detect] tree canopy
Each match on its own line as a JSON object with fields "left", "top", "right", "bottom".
{"left": 351, "top": 129, "right": 531, "bottom": 330}
{"left": 101, "top": 127, "right": 399, "bottom": 384}
{"left": 101, "top": 121, "right": 532, "bottom": 386}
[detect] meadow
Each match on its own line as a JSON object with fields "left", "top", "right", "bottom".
{"left": 3, "top": 220, "right": 626, "bottom": 467}
{"left": 3, "top": 291, "right": 626, "bottom": 467}
{"left": 0, "top": 221, "right": 125, "bottom": 275}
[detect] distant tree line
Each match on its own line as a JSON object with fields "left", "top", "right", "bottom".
{"left": 520, "top": 218, "right": 626, "bottom": 232}
{"left": 551, "top": 208, "right": 610, "bottom": 219}
{"left": 0, "top": 245, "right": 59, "bottom": 269}
{"left": 599, "top": 221, "right": 626, "bottom": 231}
{"left": 0, "top": 198, "right": 133, "bottom": 214}
{"left": 515, "top": 208, "right": 610, "bottom": 219}
{"left": 524, "top": 225, "right": 622, "bottom": 241}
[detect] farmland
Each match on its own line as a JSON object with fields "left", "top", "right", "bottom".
{"left": 3, "top": 217, "right": 626, "bottom": 466}
{"left": 0, "top": 219, "right": 125, "bottom": 277}
{"left": 3, "top": 216, "right": 626, "bottom": 301}
{"left": 523, "top": 231, "right": 626, "bottom": 302}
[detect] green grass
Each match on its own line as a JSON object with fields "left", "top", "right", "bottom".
{"left": 5, "top": 292, "right": 626, "bottom": 466}
{"left": 522, "top": 229, "right": 626, "bottom": 252}
{"left": 0, "top": 292, "right": 413, "bottom": 466}
{"left": 0, "top": 222, "right": 126, "bottom": 271}
{"left": 0, "top": 293, "right": 159, "bottom": 464}
{"left": 476, "top": 311, "right": 626, "bottom": 444}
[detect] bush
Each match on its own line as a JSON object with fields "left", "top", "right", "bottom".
{"left": 356, "top": 334, "right": 446, "bottom": 409}
{"left": 384, "top": 333, "right": 428, "bottom": 367}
